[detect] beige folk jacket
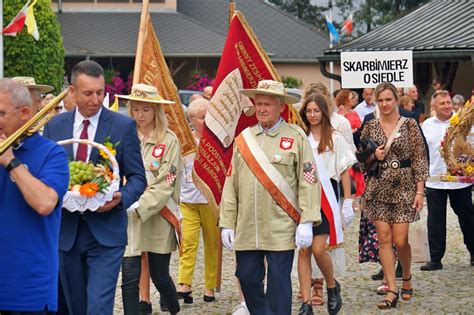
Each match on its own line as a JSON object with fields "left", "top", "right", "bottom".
{"left": 219, "top": 120, "right": 322, "bottom": 251}
{"left": 124, "top": 130, "right": 182, "bottom": 256}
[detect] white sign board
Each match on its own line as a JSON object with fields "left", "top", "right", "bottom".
{"left": 341, "top": 51, "right": 413, "bottom": 88}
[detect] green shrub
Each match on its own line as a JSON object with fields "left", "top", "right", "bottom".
{"left": 282, "top": 75, "right": 303, "bottom": 89}
{"left": 4, "top": 0, "right": 65, "bottom": 92}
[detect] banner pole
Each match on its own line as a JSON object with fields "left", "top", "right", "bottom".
{"left": 215, "top": 1, "right": 237, "bottom": 294}
{"left": 329, "top": 0, "right": 334, "bottom": 93}
{"left": 133, "top": 0, "right": 150, "bottom": 84}
{"left": 229, "top": 0, "right": 235, "bottom": 25}
{"left": 1, "top": 0, "right": 3, "bottom": 77}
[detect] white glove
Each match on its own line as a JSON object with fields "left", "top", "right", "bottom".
{"left": 295, "top": 222, "right": 313, "bottom": 249}
{"left": 126, "top": 201, "right": 140, "bottom": 214}
{"left": 342, "top": 198, "right": 354, "bottom": 227}
{"left": 221, "top": 228, "right": 235, "bottom": 250}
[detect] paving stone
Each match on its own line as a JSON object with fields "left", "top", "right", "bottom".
{"left": 114, "top": 200, "right": 474, "bottom": 314}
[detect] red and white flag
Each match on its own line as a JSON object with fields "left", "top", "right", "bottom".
{"left": 192, "top": 10, "right": 301, "bottom": 217}
{"left": 3, "top": 1, "right": 30, "bottom": 36}
{"left": 340, "top": 13, "right": 353, "bottom": 36}
{"left": 3, "top": 0, "right": 39, "bottom": 40}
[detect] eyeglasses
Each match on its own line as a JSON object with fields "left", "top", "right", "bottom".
{"left": 305, "top": 109, "right": 320, "bottom": 115}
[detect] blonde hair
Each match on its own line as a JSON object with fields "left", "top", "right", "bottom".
{"left": 374, "top": 82, "right": 400, "bottom": 103}
{"left": 187, "top": 98, "right": 210, "bottom": 119}
{"left": 399, "top": 96, "right": 413, "bottom": 110}
{"left": 128, "top": 101, "right": 168, "bottom": 143}
{"left": 302, "top": 82, "right": 335, "bottom": 112}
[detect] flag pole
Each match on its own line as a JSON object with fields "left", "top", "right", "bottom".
{"left": 329, "top": 0, "right": 334, "bottom": 94}
{"left": 229, "top": 0, "right": 235, "bottom": 24}
{"left": 133, "top": 0, "right": 150, "bottom": 84}
{"left": 215, "top": 1, "right": 237, "bottom": 295}
{"left": 1, "top": 0, "right": 4, "bottom": 77}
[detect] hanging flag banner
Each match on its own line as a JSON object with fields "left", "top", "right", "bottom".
{"left": 138, "top": 15, "right": 196, "bottom": 157}
{"left": 341, "top": 51, "right": 413, "bottom": 88}
{"left": 192, "top": 10, "right": 301, "bottom": 217}
{"left": 3, "top": 1, "right": 30, "bottom": 36}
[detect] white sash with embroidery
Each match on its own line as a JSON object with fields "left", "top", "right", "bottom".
{"left": 240, "top": 128, "right": 300, "bottom": 215}
{"left": 308, "top": 134, "right": 344, "bottom": 245}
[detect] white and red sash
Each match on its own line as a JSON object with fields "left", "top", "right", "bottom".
{"left": 235, "top": 128, "right": 301, "bottom": 223}
{"left": 308, "top": 135, "right": 343, "bottom": 246}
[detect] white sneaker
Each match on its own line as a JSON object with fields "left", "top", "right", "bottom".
{"left": 232, "top": 301, "right": 250, "bottom": 315}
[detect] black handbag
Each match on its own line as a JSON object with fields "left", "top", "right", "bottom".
{"left": 357, "top": 117, "right": 407, "bottom": 178}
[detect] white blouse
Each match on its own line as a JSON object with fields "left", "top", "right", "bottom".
{"left": 330, "top": 112, "right": 356, "bottom": 153}
{"left": 180, "top": 149, "right": 208, "bottom": 204}
{"left": 309, "top": 131, "right": 357, "bottom": 182}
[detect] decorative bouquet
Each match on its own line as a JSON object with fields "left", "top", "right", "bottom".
{"left": 58, "top": 137, "right": 120, "bottom": 212}
{"left": 438, "top": 101, "right": 474, "bottom": 183}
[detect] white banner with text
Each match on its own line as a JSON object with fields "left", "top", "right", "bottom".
{"left": 341, "top": 51, "right": 413, "bottom": 88}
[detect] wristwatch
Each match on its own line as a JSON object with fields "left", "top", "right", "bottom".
{"left": 6, "top": 157, "right": 22, "bottom": 172}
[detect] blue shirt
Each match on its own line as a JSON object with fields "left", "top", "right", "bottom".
{"left": 0, "top": 133, "right": 69, "bottom": 312}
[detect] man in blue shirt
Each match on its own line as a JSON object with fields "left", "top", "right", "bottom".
{"left": 0, "top": 79, "right": 69, "bottom": 314}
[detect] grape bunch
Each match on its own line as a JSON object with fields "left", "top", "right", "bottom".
{"left": 69, "top": 161, "right": 95, "bottom": 187}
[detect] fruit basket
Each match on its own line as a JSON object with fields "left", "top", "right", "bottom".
{"left": 58, "top": 138, "right": 120, "bottom": 212}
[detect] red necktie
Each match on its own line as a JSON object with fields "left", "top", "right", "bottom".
{"left": 76, "top": 119, "right": 90, "bottom": 162}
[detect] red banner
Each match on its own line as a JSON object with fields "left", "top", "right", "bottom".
{"left": 193, "top": 11, "right": 300, "bottom": 217}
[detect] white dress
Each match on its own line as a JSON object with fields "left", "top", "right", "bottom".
{"left": 309, "top": 131, "right": 356, "bottom": 277}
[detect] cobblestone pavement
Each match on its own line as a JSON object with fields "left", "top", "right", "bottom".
{"left": 114, "top": 201, "right": 474, "bottom": 314}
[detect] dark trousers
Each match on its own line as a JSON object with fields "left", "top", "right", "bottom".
{"left": 235, "top": 250, "right": 294, "bottom": 315}
{"left": 121, "top": 253, "right": 180, "bottom": 315}
{"left": 59, "top": 220, "right": 125, "bottom": 315}
{"left": 426, "top": 186, "right": 474, "bottom": 262}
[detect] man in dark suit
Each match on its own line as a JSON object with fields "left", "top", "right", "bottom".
{"left": 44, "top": 60, "right": 146, "bottom": 315}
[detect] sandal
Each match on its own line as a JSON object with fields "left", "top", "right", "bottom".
{"left": 376, "top": 281, "right": 389, "bottom": 295}
{"left": 311, "top": 278, "right": 324, "bottom": 306}
{"left": 377, "top": 289, "right": 399, "bottom": 309}
{"left": 401, "top": 275, "right": 413, "bottom": 300}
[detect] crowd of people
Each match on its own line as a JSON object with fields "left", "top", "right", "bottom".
{"left": 0, "top": 59, "right": 472, "bottom": 315}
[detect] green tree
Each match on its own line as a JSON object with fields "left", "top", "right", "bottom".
{"left": 269, "top": 0, "right": 326, "bottom": 28}
{"left": 3, "top": 0, "right": 65, "bottom": 92}
{"left": 350, "top": 0, "right": 430, "bottom": 34}
{"left": 281, "top": 75, "right": 303, "bottom": 89}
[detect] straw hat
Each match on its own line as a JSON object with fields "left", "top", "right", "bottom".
{"left": 12, "top": 76, "right": 54, "bottom": 94}
{"left": 116, "top": 84, "right": 175, "bottom": 104}
{"left": 240, "top": 80, "right": 299, "bottom": 104}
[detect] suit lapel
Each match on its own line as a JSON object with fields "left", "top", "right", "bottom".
{"left": 90, "top": 107, "right": 112, "bottom": 164}
{"left": 62, "top": 110, "right": 75, "bottom": 159}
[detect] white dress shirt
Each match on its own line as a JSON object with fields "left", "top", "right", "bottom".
{"left": 421, "top": 115, "right": 472, "bottom": 190}
{"left": 355, "top": 100, "right": 376, "bottom": 121}
{"left": 180, "top": 139, "right": 208, "bottom": 204}
{"left": 73, "top": 108, "right": 102, "bottom": 162}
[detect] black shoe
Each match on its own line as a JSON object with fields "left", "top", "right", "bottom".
{"left": 396, "top": 261, "right": 403, "bottom": 278}
{"left": 371, "top": 268, "right": 384, "bottom": 281}
{"left": 420, "top": 261, "right": 443, "bottom": 271}
{"left": 159, "top": 298, "right": 169, "bottom": 312}
{"left": 327, "top": 280, "right": 342, "bottom": 315}
{"left": 297, "top": 302, "right": 314, "bottom": 315}
{"left": 203, "top": 295, "right": 216, "bottom": 302}
{"left": 177, "top": 290, "right": 193, "bottom": 304}
{"left": 138, "top": 301, "right": 152, "bottom": 315}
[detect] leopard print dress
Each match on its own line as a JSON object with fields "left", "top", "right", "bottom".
{"left": 361, "top": 118, "right": 429, "bottom": 223}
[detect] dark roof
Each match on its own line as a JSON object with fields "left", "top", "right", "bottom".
{"left": 57, "top": 11, "right": 227, "bottom": 57}
{"left": 319, "top": 0, "right": 474, "bottom": 62}
{"left": 177, "top": 0, "right": 329, "bottom": 63}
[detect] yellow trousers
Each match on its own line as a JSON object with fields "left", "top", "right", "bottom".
{"left": 178, "top": 202, "right": 219, "bottom": 289}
